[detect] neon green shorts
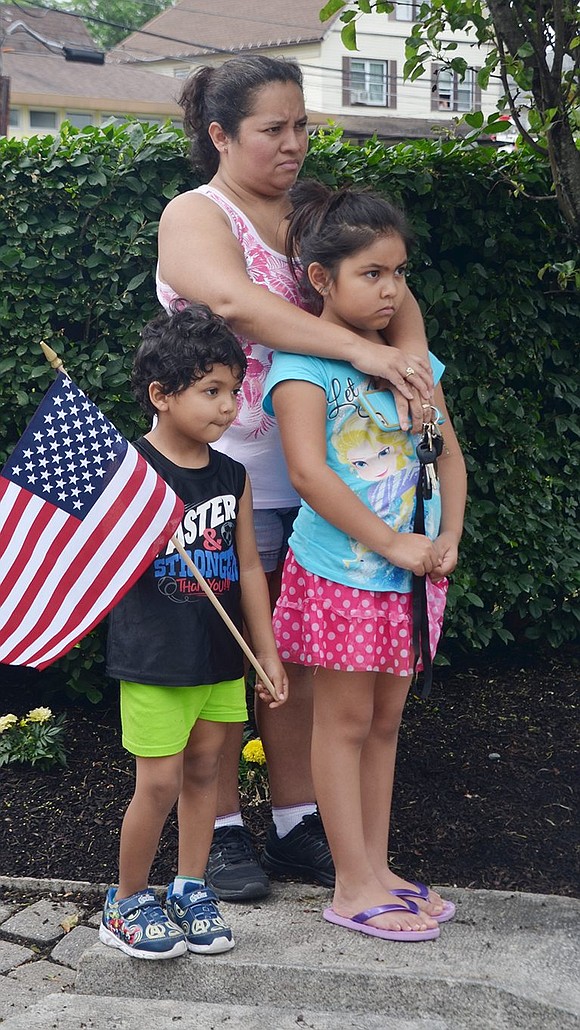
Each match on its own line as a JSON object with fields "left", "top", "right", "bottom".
{"left": 120, "top": 678, "right": 247, "bottom": 758}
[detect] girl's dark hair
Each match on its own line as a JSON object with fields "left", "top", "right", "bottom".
{"left": 132, "top": 302, "right": 246, "bottom": 416}
{"left": 285, "top": 180, "right": 414, "bottom": 313}
{"left": 179, "top": 55, "right": 303, "bottom": 176}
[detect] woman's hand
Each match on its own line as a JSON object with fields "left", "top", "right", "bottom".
{"left": 350, "top": 339, "right": 433, "bottom": 431}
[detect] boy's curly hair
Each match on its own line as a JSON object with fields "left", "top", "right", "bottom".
{"left": 132, "top": 302, "right": 247, "bottom": 416}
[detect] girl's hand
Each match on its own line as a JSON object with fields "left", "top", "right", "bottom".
{"left": 254, "top": 656, "right": 289, "bottom": 708}
{"left": 430, "top": 532, "right": 459, "bottom": 581}
{"left": 384, "top": 532, "right": 439, "bottom": 577}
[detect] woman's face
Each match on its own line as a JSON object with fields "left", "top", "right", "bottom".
{"left": 223, "top": 81, "right": 308, "bottom": 196}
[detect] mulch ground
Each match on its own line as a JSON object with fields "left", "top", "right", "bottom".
{"left": 0, "top": 645, "right": 578, "bottom": 897}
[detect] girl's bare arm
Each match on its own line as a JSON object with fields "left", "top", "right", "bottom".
{"left": 272, "top": 380, "right": 439, "bottom": 578}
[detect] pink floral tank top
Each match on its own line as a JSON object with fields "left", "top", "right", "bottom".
{"left": 156, "top": 184, "right": 307, "bottom": 509}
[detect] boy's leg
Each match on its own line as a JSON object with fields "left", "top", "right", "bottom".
{"left": 168, "top": 711, "right": 237, "bottom": 953}
{"left": 178, "top": 718, "right": 228, "bottom": 876}
{"left": 311, "top": 667, "right": 436, "bottom": 934}
{"left": 118, "top": 753, "right": 182, "bottom": 899}
{"left": 100, "top": 752, "right": 187, "bottom": 960}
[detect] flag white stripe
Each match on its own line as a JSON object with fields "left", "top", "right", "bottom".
{"left": 7, "top": 456, "right": 169, "bottom": 664}
{"left": 0, "top": 485, "right": 48, "bottom": 586}
{"left": 0, "top": 447, "right": 141, "bottom": 660}
{"left": 0, "top": 498, "right": 69, "bottom": 605}
{"left": 37, "top": 484, "right": 179, "bottom": 666}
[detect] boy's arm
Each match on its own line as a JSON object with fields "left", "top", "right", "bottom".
{"left": 429, "top": 384, "right": 467, "bottom": 581}
{"left": 236, "top": 477, "right": 288, "bottom": 707}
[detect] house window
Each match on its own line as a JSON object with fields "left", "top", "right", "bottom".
{"left": 393, "top": 1, "right": 425, "bottom": 21}
{"left": 342, "top": 58, "right": 397, "bottom": 109}
{"left": 29, "top": 110, "right": 57, "bottom": 129}
{"left": 65, "top": 112, "right": 93, "bottom": 128}
{"left": 431, "top": 66, "right": 481, "bottom": 112}
{"left": 173, "top": 68, "right": 190, "bottom": 79}
{"left": 9, "top": 108, "right": 21, "bottom": 127}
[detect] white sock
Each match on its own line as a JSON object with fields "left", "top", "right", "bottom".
{"left": 214, "top": 812, "right": 244, "bottom": 830}
{"left": 272, "top": 803, "right": 317, "bottom": 838}
{"left": 173, "top": 875, "right": 203, "bottom": 895}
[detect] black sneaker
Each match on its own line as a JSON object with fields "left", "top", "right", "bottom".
{"left": 205, "top": 825, "right": 271, "bottom": 901}
{"left": 261, "top": 811, "right": 335, "bottom": 887}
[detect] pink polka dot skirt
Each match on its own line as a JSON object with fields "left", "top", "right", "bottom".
{"left": 273, "top": 550, "right": 448, "bottom": 676}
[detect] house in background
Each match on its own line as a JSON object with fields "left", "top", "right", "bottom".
{"left": 1, "top": 5, "right": 181, "bottom": 140}
{"left": 109, "top": 0, "right": 502, "bottom": 142}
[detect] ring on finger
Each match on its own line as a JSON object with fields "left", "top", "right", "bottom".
{"left": 404, "top": 366, "right": 416, "bottom": 379}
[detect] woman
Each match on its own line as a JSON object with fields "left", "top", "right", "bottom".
{"left": 157, "top": 54, "right": 444, "bottom": 917}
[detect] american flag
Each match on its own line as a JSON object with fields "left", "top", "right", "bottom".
{"left": 0, "top": 371, "right": 184, "bottom": 669}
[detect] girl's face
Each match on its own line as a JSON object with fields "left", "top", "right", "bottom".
{"left": 219, "top": 81, "right": 308, "bottom": 197}
{"left": 317, "top": 233, "right": 408, "bottom": 335}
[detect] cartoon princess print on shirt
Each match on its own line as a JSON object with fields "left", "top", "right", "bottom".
{"left": 332, "top": 411, "right": 419, "bottom": 582}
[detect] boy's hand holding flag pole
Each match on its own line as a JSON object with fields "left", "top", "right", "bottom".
{"left": 0, "top": 343, "right": 278, "bottom": 699}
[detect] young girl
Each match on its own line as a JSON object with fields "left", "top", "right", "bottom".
{"left": 263, "top": 181, "right": 467, "bottom": 941}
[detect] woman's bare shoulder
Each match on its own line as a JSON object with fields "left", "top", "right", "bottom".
{"left": 160, "top": 189, "right": 229, "bottom": 228}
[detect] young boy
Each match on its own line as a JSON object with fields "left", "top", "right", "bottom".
{"left": 101, "top": 303, "right": 288, "bottom": 960}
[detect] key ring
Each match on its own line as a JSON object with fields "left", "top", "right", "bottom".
{"left": 421, "top": 403, "right": 444, "bottom": 425}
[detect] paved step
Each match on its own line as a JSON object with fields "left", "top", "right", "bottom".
{"left": 75, "top": 885, "right": 580, "bottom": 1030}
{"left": 0, "top": 992, "right": 450, "bottom": 1029}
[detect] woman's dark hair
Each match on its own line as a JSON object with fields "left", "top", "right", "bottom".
{"left": 179, "top": 55, "right": 303, "bottom": 176}
{"left": 132, "top": 302, "right": 246, "bottom": 416}
{"left": 285, "top": 180, "right": 414, "bottom": 314}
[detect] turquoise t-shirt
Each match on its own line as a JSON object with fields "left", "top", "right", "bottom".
{"left": 263, "top": 351, "right": 445, "bottom": 594}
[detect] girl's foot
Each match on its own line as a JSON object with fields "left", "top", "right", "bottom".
{"left": 378, "top": 869, "right": 448, "bottom": 918}
{"left": 331, "top": 888, "right": 438, "bottom": 934}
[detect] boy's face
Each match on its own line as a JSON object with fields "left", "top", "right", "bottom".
{"left": 155, "top": 364, "right": 242, "bottom": 445}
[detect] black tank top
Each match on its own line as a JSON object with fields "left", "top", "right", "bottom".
{"left": 106, "top": 438, "right": 246, "bottom": 686}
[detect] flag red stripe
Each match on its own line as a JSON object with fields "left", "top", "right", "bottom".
{"left": 35, "top": 494, "right": 183, "bottom": 669}
{"left": 27, "top": 485, "right": 181, "bottom": 668}
{"left": 0, "top": 457, "right": 151, "bottom": 664}
{"left": 0, "top": 495, "right": 72, "bottom": 608}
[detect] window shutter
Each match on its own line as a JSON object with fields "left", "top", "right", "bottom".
{"left": 342, "top": 56, "right": 351, "bottom": 106}
{"left": 388, "top": 61, "right": 397, "bottom": 109}
{"left": 431, "top": 63, "right": 440, "bottom": 111}
{"left": 473, "top": 67, "right": 482, "bottom": 108}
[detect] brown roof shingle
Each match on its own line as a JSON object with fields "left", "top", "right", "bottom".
{"left": 110, "top": 0, "right": 337, "bottom": 62}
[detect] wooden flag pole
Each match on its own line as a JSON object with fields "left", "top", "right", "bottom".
{"left": 39, "top": 341, "right": 280, "bottom": 701}
{"left": 40, "top": 342, "right": 67, "bottom": 374}
{"left": 170, "top": 537, "right": 278, "bottom": 700}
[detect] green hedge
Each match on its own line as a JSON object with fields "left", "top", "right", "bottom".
{"left": 1, "top": 121, "right": 578, "bottom": 698}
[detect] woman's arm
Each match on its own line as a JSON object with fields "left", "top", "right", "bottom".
{"left": 236, "top": 477, "right": 288, "bottom": 707}
{"left": 428, "top": 385, "right": 467, "bottom": 581}
{"left": 158, "top": 193, "right": 432, "bottom": 413}
{"left": 272, "top": 380, "right": 439, "bottom": 577}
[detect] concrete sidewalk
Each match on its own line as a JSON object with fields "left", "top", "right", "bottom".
{"left": 0, "top": 879, "right": 579, "bottom": 1029}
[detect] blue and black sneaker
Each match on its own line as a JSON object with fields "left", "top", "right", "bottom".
{"left": 165, "top": 881, "right": 235, "bottom": 954}
{"left": 99, "top": 887, "right": 187, "bottom": 960}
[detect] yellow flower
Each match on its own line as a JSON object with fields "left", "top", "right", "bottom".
{"left": 0, "top": 714, "right": 18, "bottom": 733}
{"left": 242, "top": 738, "right": 266, "bottom": 765}
{"left": 26, "top": 707, "right": 52, "bottom": 723}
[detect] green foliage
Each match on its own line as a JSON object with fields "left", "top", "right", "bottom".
{"left": 304, "top": 129, "right": 580, "bottom": 652}
{"left": 0, "top": 120, "right": 194, "bottom": 701}
{"left": 1, "top": 122, "right": 578, "bottom": 695}
{"left": 50, "top": 0, "right": 174, "bottom": 49}
{"left": 0, "top": 708, "right": 67, "bottom": 769}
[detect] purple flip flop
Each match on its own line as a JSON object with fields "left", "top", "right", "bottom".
{"left": 390, "top": 881, "right": 456, "bottom": 924}
{"left": 323, "top": 902, "right": 440, "bottom": 942}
